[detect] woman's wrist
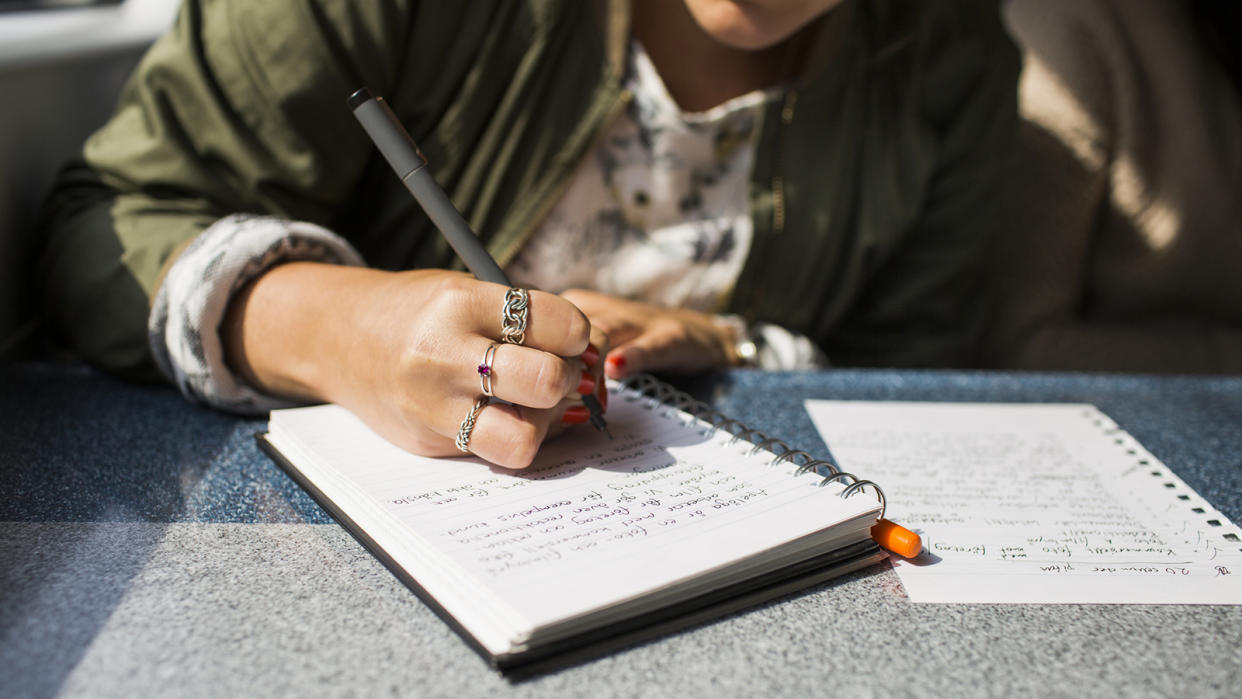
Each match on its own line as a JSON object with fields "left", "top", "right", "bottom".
{"left": 223, "top": 261, "right": 380, "bottom": 404}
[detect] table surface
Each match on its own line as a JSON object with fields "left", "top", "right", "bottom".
{"left": 3, "top": 362, "right": 1241, "bottom": 698}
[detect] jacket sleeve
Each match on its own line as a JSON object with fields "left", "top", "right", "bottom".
{"left": 825, "top": 4, "right": 1021, "bottom": 368}
{"left": 35, "top": 0, "right": 415, "bottom": 378}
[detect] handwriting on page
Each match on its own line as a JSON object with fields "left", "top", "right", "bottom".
{"left": 382, "top": 430, "right": 774, "bottom": 579}
{"left": 270, "top": 392, "right": 880, "bottom": 633}
{"left": 833, "top": 429, "right": 1184, "bottom": 564}
{"left": 805, "top": 401, "right": 1242, "bottom": 604}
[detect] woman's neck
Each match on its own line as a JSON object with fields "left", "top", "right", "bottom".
{"left": 630, "top": 0, "right": 813, "bottom": 112}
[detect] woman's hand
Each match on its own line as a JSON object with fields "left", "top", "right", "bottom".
{"left": 224, "top": 263, "right": 603, "bottom": 469}
{"left": 559, "top": 288, "right": 741, "bottom": 380}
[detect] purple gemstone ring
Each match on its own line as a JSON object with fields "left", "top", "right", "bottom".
{"left": 478, "top": 343, "right": 499, "bottom": 397}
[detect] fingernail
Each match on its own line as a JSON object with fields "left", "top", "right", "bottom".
{"left": 581, "top": 343, "right": 600, "bottom": 366}
{"left": 577, "top": 370, "right": 596, "bottom": 396}
{"left": 606, "top": 355, "right": 626, "bottom": 371}
{"left": 561, "top": 405, "right": 590, "bottom": 424}
{"left": 596, "top": 380, "right": 608, "bottom": 410}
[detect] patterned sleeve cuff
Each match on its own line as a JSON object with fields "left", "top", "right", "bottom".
{"left": 148, "top": 214, "right": 366, "bottom": 415}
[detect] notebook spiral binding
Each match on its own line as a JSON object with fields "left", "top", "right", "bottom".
{"left": 620, "top": 374, "right": 887, "bottom": 519}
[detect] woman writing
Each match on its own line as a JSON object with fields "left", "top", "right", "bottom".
{"left": 36, "top": 0, "right": 1018, "bottom": 468}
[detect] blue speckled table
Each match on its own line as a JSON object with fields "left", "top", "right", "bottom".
{"left": 3, "top": 362, "right": 1241, "bottom": 698}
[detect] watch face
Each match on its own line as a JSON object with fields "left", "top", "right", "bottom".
{"left": 736, "top": 340, "right": 759, "bottom": 366}
{"left": 714, "top": 314, "right": 757, "bottom": 367}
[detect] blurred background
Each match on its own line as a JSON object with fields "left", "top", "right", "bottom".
{"left": 0, "top": 0, "right": 177, "bottom": 360}
{"left": 1, "top": 0, "right": 1238, "bottom": 373}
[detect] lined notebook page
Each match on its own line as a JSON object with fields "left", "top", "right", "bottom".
{"left": 268, "top": 387, "right": 878, "bottom": 650}
{"left": 805, "top": 401, "right": 1242, "bottom": 604}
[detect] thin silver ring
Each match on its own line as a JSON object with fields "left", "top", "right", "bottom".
{"left": 455, "top": 396, "right": 489, "bottom": 453}
{"left": 502, "top": 287, "right": 529, "bottom": 345}
{"left": 477, "top": 343, "right": 499, "bottom": 397}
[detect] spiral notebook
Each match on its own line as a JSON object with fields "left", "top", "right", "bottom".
{"left": 258, "top": 376, "right": 887, "bottom": 674}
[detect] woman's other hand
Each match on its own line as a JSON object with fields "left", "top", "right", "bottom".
{"left": 560, "top": 288, "right": 742, "bottom": 380}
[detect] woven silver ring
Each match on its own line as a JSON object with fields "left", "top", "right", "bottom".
{"left": 477, "top": 343, "right": 499, "bottom": 397}
{"left": 501, "top": 287, "right": 529, "bottom": 345}
{"left": 455, "top": 396, "right": 489, "bottom": 453}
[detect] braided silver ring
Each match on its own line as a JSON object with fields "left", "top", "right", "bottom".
{"left": 501, "top": 287, "right": 529, "bottom": 345}
{"left": 477, "top": 343, "right": 499, "bottom": 397}
{"left": 455, "top": 396, "right": 489, "bottom": 453}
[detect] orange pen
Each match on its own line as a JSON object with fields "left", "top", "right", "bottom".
{"left": 871, "top": 518, "right": 922, "bottom": 558}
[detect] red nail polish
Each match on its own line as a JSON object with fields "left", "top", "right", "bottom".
{"left": 561, "top": 406, "right": 589, "bottom": 424}
{"left": 581, "top": 343, "right": 600, "bottom": 367}
{"left": 606, "top": 355, "right": 626, "bottom": 371}
{"left": 577, "top": 370, "right": 596, "bottom": 396}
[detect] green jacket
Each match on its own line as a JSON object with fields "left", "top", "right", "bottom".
{"left": 36, "top": 0, "right": 1018, "bottom": 379}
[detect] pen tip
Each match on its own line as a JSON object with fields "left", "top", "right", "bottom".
{"left": 581, "top": 394, "right": 609, "bottom": 437}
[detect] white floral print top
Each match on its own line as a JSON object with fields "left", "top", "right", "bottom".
{"left": 507, "top": 42, "right": 779, "bottom": 313}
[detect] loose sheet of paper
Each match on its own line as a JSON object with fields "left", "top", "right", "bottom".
{"left": 805, "top": 401, "right": 1242, "bottom": 604}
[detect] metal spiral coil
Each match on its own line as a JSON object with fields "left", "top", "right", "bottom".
{"left": 618, "top": 374, "right": 887, "bottom": 519}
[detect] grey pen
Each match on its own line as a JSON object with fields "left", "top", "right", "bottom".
{"left": 347, "top": 87, "right": 609, "bottom": 435}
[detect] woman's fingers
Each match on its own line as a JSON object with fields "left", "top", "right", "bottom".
{"left": 468, "top": 400, "right": 556, "bottom": 468}
{"left": 436, "top": 396, "right": 563, "bottom": 469}
{"left": 560, "top": 288, "right": 733, "bottom": 380}
{"left": 471, "top": 340, "right": 593, "bottom": 409}
{"left": 605, "top": 316, "right": 730, "bottom": 378}
{"left": 451, "top": 278, "right": 591, "bottom": 356}
{"left": 399, "top": 278, "right": 605, "bottom": 467}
